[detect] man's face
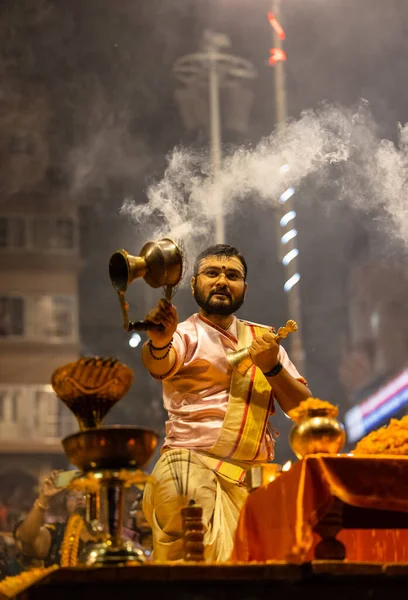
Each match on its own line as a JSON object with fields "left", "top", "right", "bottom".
{"left": 191, "top": 255, "right": 247, "bottom": 316}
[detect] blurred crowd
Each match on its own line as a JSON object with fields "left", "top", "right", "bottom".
{"left": 0, "top": 476, "right": 41, "bottom": 532}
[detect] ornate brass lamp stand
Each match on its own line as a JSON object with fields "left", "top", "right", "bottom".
{"left": 52, "top": 356, "right": 159, "bottom": 566}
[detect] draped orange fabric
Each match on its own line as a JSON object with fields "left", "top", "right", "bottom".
{"left": 231, "top": 454, "right": 408, "bottom": 563}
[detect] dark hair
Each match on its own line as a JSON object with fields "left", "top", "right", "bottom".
{"left": 193, "top": 244, "right": 248, "bottom": 279}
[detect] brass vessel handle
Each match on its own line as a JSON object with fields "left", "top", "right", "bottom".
{"left": 118, "top": 287, "right": 174, "bottom": 332}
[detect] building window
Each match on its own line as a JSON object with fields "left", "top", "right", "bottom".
{"left": 10, "top": 391, "right": 18, "bottom": 422}
{"left": 55, "top": 219, "right": 75, "bottom": 249}
{"left": 30, "top": 295, "right": 76, "bottom": 340}
{"left": 31, "top": 217, "right": 75, "bottom": 251}
{"left": 34, "top": 389, "right": 59, "bottom": 438}
{"left": 31, "top": 218, "right": 50, "bottom": 250}
{"left": 0, "top": 297, "right": 24, "bottom": 337}
{"left": 0, "top": 385, "right": 76, "bottom": 441}
{"left": 0, "top": 215, "right": 77, "bottom": 253}
{"left": 0, "top": 294, "right": 77, "bottom": 342}
{"left": 0, "top": 218, "right": 26, "bottom": 249}
{"left": 33, "top": 394, "right": 41, "bottom": 431}
{"left": 0, "top": 389, "right": 20, "bottom": 423}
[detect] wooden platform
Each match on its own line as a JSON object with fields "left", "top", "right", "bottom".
{"left": 7, "top": 561, "right": 408, "bottom": 600}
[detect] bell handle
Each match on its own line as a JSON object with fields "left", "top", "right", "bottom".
{"left": 274, "top": 319, "right": 298, "bottom": 342}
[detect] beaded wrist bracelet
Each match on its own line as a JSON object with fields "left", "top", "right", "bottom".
{"left": 148, "top": 338, "right": 173, "bottom": 360}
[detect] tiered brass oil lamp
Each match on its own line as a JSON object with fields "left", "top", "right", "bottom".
{"left": 52, "top": 356, "right": 158, "bottom": 566}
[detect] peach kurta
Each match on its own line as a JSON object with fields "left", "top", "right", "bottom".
{"left": 157, "top": 313, "right": 304, "bottom": 459}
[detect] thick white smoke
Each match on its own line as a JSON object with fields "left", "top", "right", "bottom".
{"left": 121, "top": 99, "right": 408, "bottom": 277}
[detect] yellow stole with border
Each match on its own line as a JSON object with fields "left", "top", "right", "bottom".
{"left": 197, "top": 319, "right": 274, "bottom": 483}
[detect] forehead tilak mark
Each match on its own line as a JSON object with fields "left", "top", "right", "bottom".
{"left": 200, "top": 256, "right": 244, "bottom": 273}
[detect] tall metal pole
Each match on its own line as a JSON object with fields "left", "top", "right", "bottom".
{"left": 208, "top": 41, "right": 224, "bottom": 244}
{"left": 173, "top": 32, "right": 256, "bottom": 246}
{"left": 269, "top": 0, "right": 305, "bottom": 375}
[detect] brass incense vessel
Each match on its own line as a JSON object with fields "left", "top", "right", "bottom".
{"left": 109, "top": 238, "right": 183, "bottom": 332}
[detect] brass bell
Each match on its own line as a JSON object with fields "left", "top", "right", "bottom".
{"left": 227, "top": 320, "right": 298, "bottom": 376}
{"left": 227, "top": 347, "right": 255, "bottom": 377}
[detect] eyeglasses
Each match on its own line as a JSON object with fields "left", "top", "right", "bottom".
{"left": 197, "top": 268, "right": 245, "bottom": 282}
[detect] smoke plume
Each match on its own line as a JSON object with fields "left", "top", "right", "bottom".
{"left": 121, "top": 99, "right": 408, "bottom": 278}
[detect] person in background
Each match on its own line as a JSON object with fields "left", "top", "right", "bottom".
{"left": 14, "top": 471, "right": 89, "bottom": 568}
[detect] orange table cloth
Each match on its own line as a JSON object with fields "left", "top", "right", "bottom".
{"left": 232, "top": 454, "right": 408, "bottom": 563}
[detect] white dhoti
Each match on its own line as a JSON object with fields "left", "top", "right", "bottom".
{"left": 142, "top": 449, "right": 248, "bottom": 563}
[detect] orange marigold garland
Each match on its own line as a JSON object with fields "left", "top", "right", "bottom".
{"left": 352, "top": 415, "right": 408, "bottom": 456}
{"left": 287, "top": 397, "right": 339, "bottom": 422}
{"left": 60, "top": 513, "right": 85, "bottom": 567}
{"left": 0, "top": 565, "right": 59, "bottom": 598}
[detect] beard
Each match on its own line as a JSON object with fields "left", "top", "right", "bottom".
{"left": 193, "top": 282, "right": 245, "bottom": 316}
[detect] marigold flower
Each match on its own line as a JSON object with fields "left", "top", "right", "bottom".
{"left": 352, "top": 415, "right": 408, "bottom": 455}
{"left": 288, "top": 397, "right": 339, "bottom": 422}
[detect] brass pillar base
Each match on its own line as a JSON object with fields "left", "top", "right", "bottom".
{"left": 79, "top": 541, "right": 151, "bottom": 567}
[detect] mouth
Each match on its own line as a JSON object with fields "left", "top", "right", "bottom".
{"left": 211, "top": 291, "right": 231, "bottom": 300}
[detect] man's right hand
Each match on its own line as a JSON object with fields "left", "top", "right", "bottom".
{"left": 144, "top": 299, "right": 178, "bottom": 346}
{"left": 39, "top": 471, "right": 63, "bottom": 503}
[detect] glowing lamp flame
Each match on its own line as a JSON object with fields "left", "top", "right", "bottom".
{"left": 282, "top": 460, "right": 292, "bottom": 472}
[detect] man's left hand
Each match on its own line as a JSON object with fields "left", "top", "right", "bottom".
{"left": 249, "top": 331, "right": 280, "bottom": 373}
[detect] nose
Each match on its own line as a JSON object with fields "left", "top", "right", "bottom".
{"left": 215, "top": 272, "right": 229, "bottom": 283}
